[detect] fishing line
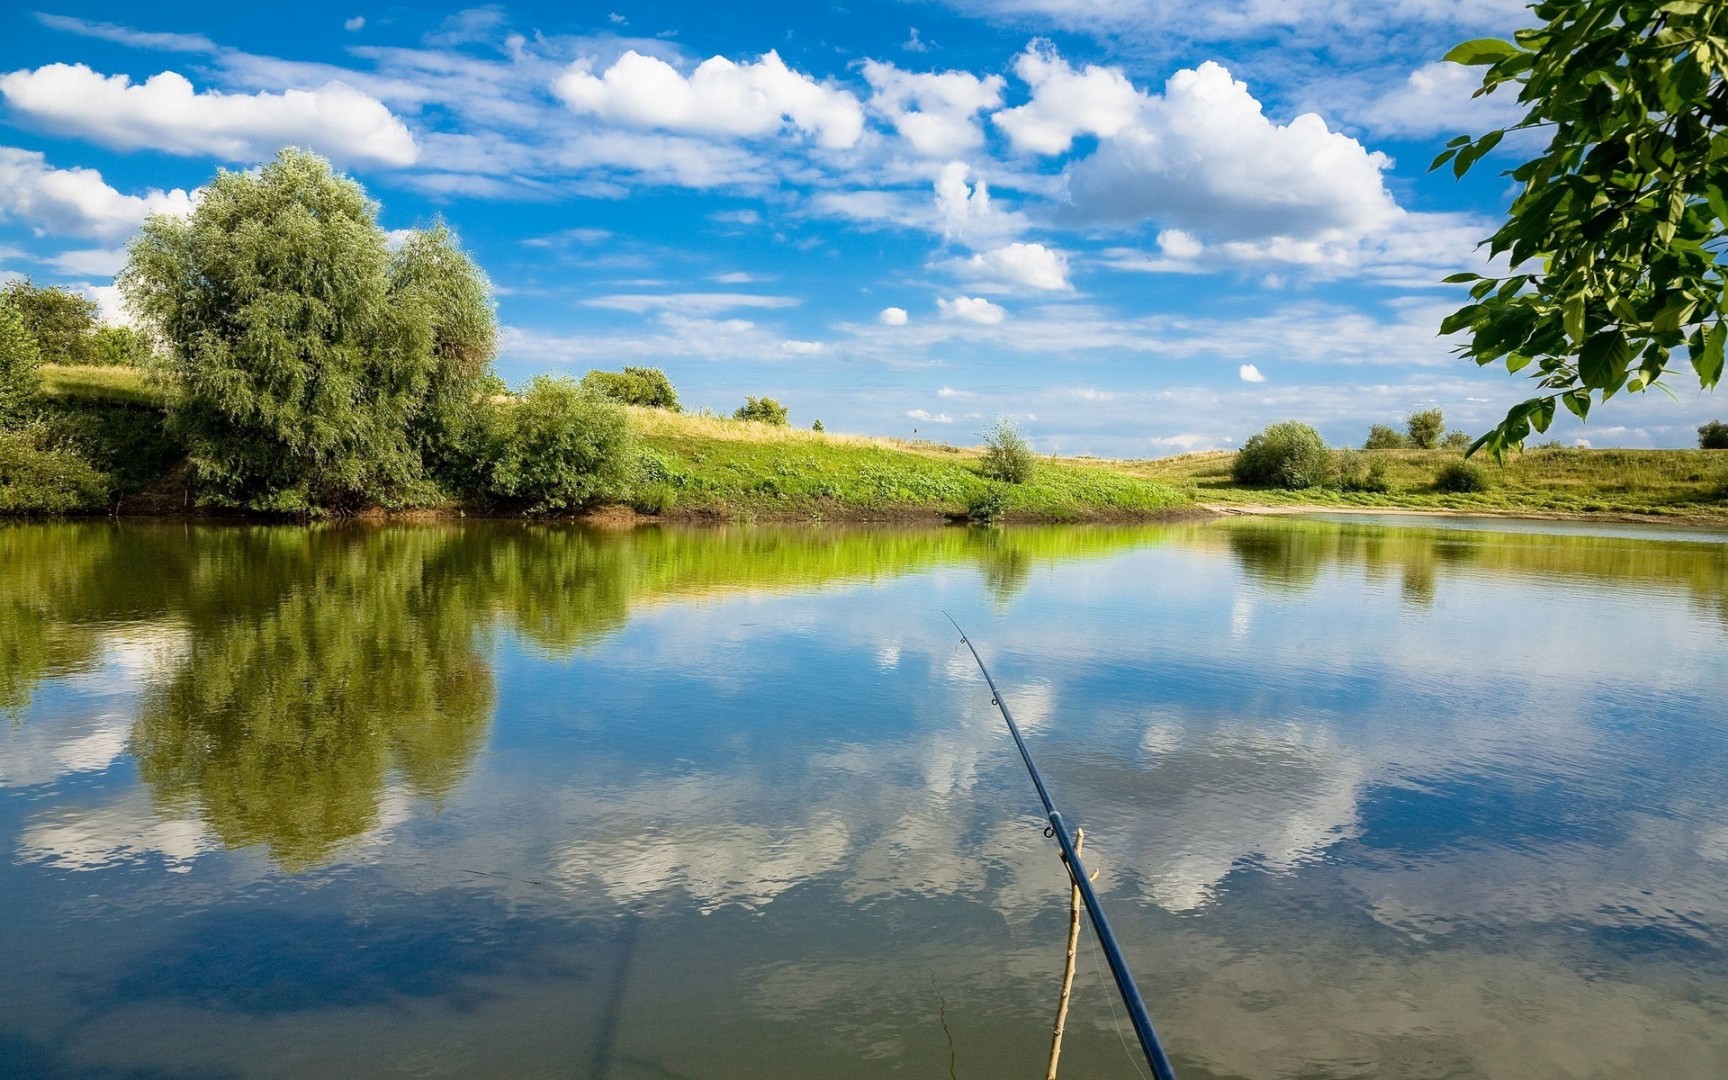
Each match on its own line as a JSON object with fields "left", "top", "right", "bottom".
{"left": 945, "top": 613, "right": 1179, "bottom": 1080}
{"left": 1084, "top": 916, "right": 1151, "bottom": 1080}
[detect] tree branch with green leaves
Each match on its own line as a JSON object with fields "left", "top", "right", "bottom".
{"left": 1436, "top": 0, "right": 1728, "bottom": 457}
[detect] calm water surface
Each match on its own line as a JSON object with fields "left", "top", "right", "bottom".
{"left": 2, "top": 517, "right": 1725, "bottom": 1079}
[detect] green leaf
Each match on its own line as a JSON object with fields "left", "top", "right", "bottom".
{"left": 1445, "top": 38, "right": 1520, "bottom": 65}
{"left": 1652, "top": 293, "right": 1699, "bottom": 334}
{"left": 1563, "top": 293, "right": 1587, "bottom": 344}
{"left": 1530, "top": 396, "right": 1556, "bottom": 433}
{"left": 1561, "top": 390, "right": 1591, "bottom": 420}
{"left": 1441, "top": 272, "right": 1482, "bottom": 283}
{"left": 1579, "top": 328, "right": 1630, "bottom": 387}
{"left": 1695, "top": 321, "right": 1727, "bottom": 388}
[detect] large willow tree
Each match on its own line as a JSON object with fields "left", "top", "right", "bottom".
{"left": 121, "top": 148, "right": 497, "bottom": 512}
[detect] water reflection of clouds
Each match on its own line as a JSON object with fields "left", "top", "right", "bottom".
{"left": 2, "top": 627, "right": 188, "bottom": 791}
{"left": 19, "top": 792, "right": 216, "bottom": 872}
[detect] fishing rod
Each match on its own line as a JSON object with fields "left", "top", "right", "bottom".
{"left": 946, "top": 614, "right": 1179, "bottom": 1080}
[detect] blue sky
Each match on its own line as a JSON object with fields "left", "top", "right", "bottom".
{"left": 0, "top": 1, "right": 1716, "bottom": 453}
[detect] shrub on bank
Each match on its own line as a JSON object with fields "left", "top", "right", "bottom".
{"left": 1334, "top": 449, "right": 1392, "bottom": 493}
{"left": 0, "top": 426, "right": 110, "bottom": 513}
{"left": 1433, "top": 458, "right": 1494, "bottom": 493}
{"left": 978, "top": 417, "right": 1035, "bottom": 484}
{"left": 1700, "top": 420, "right": 1728, "bottom": 449}
{"left": 482, "top": 377, "right": 635, "bottom": 511}
{"left": 1233, "top": 421, "right": 1332, "bottom": 489}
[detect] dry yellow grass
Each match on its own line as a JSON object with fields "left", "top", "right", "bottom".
{"left": 625, "top": 405, "right": 978, "bottom": 457}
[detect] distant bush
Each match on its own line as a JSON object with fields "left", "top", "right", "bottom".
{"left": 1433, "top": 458, "right": 1493, "bottom": 493}
{"left": 1, "top": 279, "right": 99, "bottom": 366}
{"left": 1407, "top": 408, "right": 1445, "bottom": 449}
{"left": 734, "top": 396, "right": 789, "bottom": 425}
{"left": 1233, "top": 421, "right": 1332, "bottom": 489}
{"left": 89, "top": 326, "right": 155, "bottom": 368}
{"left": 811, "top": 419, "right": 824, "bottom": 432}
{"left": 978, "top": 417, "right": 1035, "bottom": 484}
{"left": 483, "top": 376, "right": 635, "bottom": 511}
{"left": 1334, "top": 449, "right": 1392, "bottom": 493}
{"left": 1700, "top": 420, "right": 1728, "bottom": 449}
{"left": 1441, "top": 429, "right": 1472, "bottom": 450}
{"left": 580, "top": 366, "right": 680, "bottom": 410}
{"left": 1363, "top": 423, "right": 1408, "bottom": 449}
{"left": 0, "top": 425, "right": 110, "bottom": 513}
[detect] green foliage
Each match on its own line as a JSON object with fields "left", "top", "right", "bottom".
{"left": 1406, "top": 408, "right": 1445, "bottom": 449}
{"left": 811, "top": 419, "right": 824, "bottom": 432}
{"left": 1433, "top": 458, "right": 1495, "bottom": 493}
{"left": 1700, "top": 420, "right": 1728, "bottom": 449}
{"left": 0, "top": 425, "right": 110, "bottom": 513}
{"left": 733, "top": 396, "right": 789, "bottom": 425}
{"left": 483, "top": 376, "right": 635, "bottom": 512}
{"left": 1364, "top": 423, "right": 1409, "bottom": 449}
{"left": 0, "top": 302, "right": 43, "bottom": 423}
{"left": 1335, "top": 449, "right": 1393, "bottom": 493}
{"left": 1438, "top": 2, "right": 1728, "bottom": 457}
{"left": 43, "top": 398, "right": 182, "bottom": 496}
{"left": 0, "top": 279, "right": 98, "bottom": 365}
{"left": 967, "top": 485, "right": 1010, "bottom": 521}
{"left": 978, "top": 417, "right": 1036, "bottom": 484}
{"left": 120, "top": 149, "right": 497, "bottom": 513}
{"left": 1441, "top": 429, "right": 1473, "bottom": 449}
{"left": 89, "top": 325, "right": 154, "bottom": 367}
{"left": 581, "top": 366, "right": 680, "bottom": 410}
{"left": 1232, "top": 420, "right": 1333, "bottom": 489}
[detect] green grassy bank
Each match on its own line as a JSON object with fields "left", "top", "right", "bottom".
{"left": 13, "top": 363, "right": 1728, "bottom": 524}
{"left": 4, "top": 366, "right": 1191, "bottom": 522}
{"left": 1125, "top": 448, "right": 1728, "bottom": 523}
{"left": 627, "top": 408, "right": 1190, "bottom": 522}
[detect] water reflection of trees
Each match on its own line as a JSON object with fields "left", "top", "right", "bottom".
{"left": 1217, "top": 519, "right": 1728, "bottom": 618}
{"left": 2, "top": 521, "right": 1174, "bottom": 867}
{"left": 132, "top": 529, "right": 495, "bottom": 869}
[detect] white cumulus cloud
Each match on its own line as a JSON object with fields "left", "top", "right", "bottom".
{"left": 907, "top": 408, "right": 954, "bottom": 422}
{"left": 938, "top": 295, "right": 1007, "bottom": 324}
{"left": 0, "top": 146, "right": 195, "bottom": 239}
{"left": 1239, "top": 363, "right": 1266, "bottom": 383}
{"left": 1065, "top": 60, "right": 1398, "bottom": 241}
{"left": 993, "top": 41, "right": 1144, "bottom": 155}
{"left": 555, "top": 50, "right": 864, "bottom": 148}
{"left": 933, "top": 161, "right": 1027, "bottom": 248}
{"left": 879, "top": 306, "right": 909, "bottom": 325}
{"left": 0, "top": 63, "right": 419, "bottom": 167}
{"left": 959, "top": 241, "right": 1072, "bottom": 291}
{"left": 862, "top": 60, "right": 1005, "bottom": 157}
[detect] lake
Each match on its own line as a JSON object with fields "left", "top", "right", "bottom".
{"left": 3, "top": 516, "right": 1726, "bottom": 1079}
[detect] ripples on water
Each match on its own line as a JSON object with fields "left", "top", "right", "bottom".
{"left": 1, "top": 517, "right": 1725, "bottom": 1079}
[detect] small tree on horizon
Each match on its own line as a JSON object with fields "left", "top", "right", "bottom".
{"left": 581, "top": 366, "right": 680, "bottom": 410}
{"left": 1407, "top": 408, "right": 1445, "bottom": 449}
{"left": 734, "top": 396, "right": 788, "bottom": 425}
{"left": 1700, "top": 421, "right": 1728, "bottom": 450}
{"left": 1364, "top": 424, "right": 1408, "bottom": 449}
